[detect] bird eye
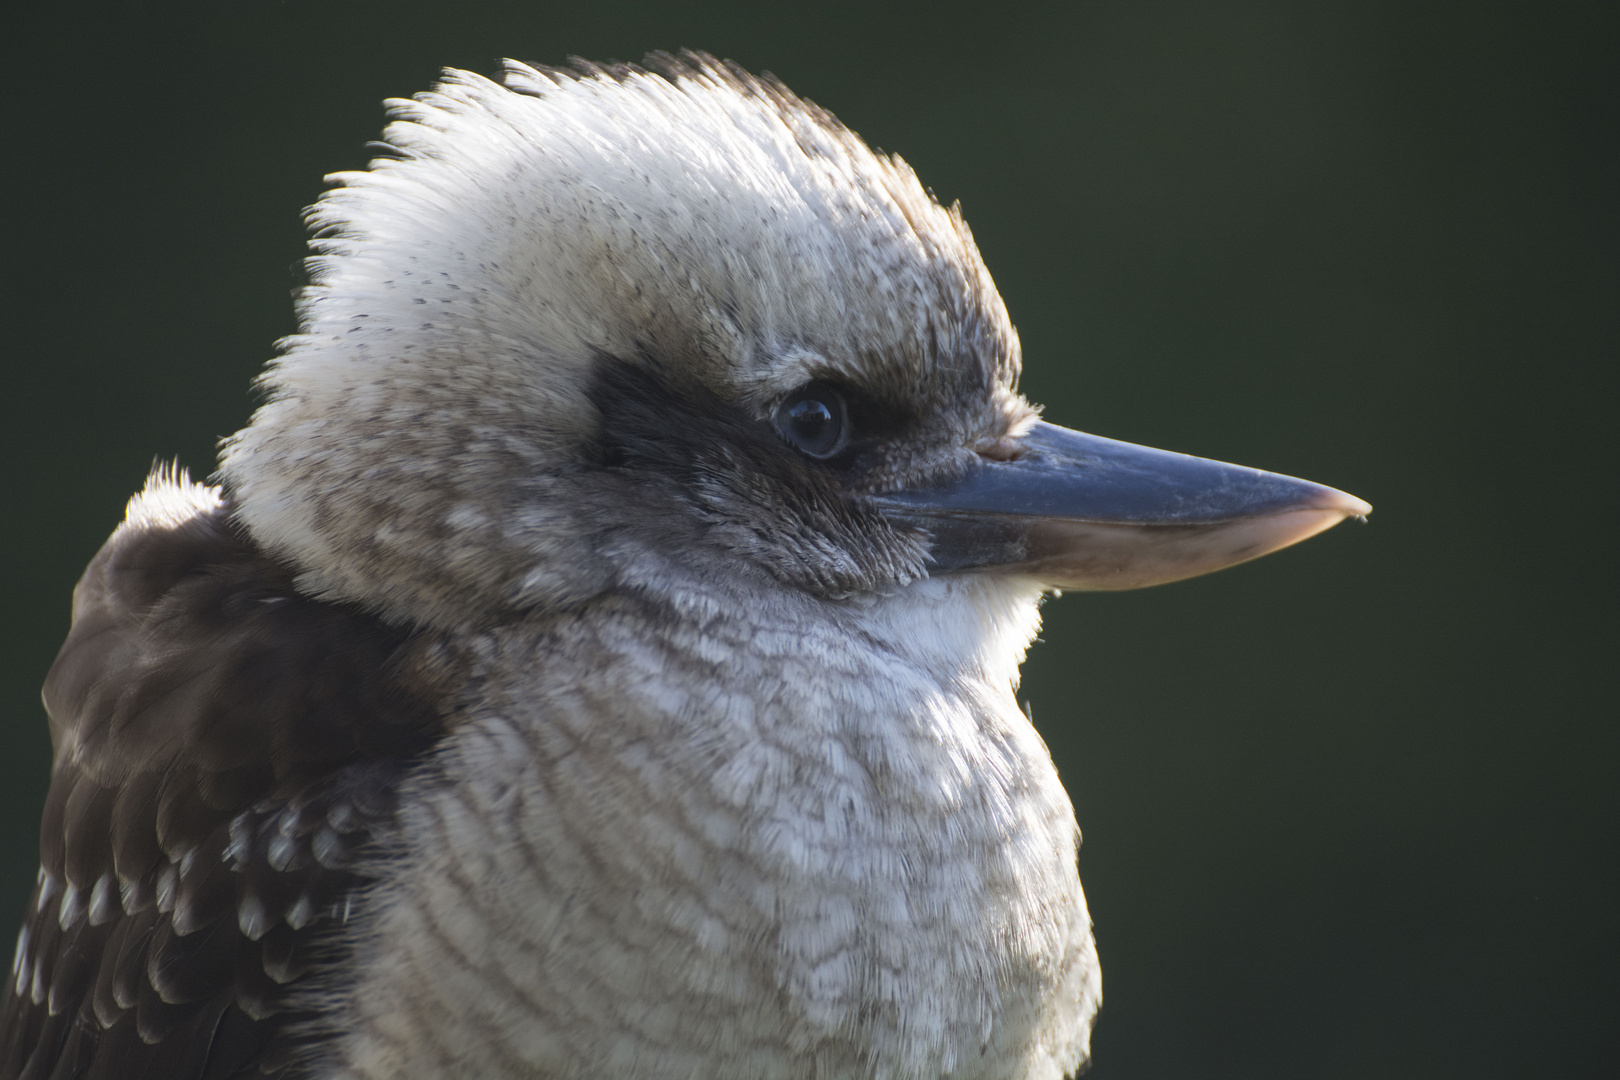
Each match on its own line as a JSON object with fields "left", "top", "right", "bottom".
{"left": 775, "top": 383, "right": 849, "bottom": 459}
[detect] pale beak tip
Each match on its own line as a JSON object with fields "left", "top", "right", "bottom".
{"left": 1317, "top": 487, "right": 1372, "bottom": 520}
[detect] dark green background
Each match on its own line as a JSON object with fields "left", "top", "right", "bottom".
{"left": 2, "top": 2, "right": 1614, "bottom": 1076}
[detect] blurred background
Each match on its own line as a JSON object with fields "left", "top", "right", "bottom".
{"left": 1, "top": 1, "right": 1613, "bottom": 1076}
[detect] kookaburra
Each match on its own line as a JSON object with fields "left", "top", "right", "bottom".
{"left": 1, "top": 53, "right": 1368, "bottom": 1080}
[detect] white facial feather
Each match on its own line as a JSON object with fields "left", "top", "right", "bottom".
{"left": 221, "top": 57, "right": 1022, "bottom": 626}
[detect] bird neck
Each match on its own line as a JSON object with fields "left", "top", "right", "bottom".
{"left": 327, "top": 571, "right": 1094, "bottom": 1080}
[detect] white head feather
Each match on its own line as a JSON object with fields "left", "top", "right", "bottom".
{"left": 221, "top": 54, "right": 1029, "bottom": 627}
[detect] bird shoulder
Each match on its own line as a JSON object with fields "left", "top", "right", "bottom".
{"left": 1, "top": 470, "right": 465, "bottom": 1080}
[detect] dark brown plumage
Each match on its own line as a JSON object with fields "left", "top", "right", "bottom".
{"left": 1, "top": 492, "right": 458, "bottom": 1079}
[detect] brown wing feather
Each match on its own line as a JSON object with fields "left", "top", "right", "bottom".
{"left": 1, "top": 487, "right": 460, "bottom": 1080}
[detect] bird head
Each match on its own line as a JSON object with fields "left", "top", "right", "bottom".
{"left": 220, "top": 53, "right": 1366, "bottom": 630}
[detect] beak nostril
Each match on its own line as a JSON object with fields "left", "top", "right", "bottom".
{"left": 975, "top": 436, "right": 1025, "bottom": 463}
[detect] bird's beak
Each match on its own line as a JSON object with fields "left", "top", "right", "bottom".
{"left": 874, "top": 421, "right": 1371, "bottom": 590}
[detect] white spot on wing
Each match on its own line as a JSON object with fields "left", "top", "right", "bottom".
{"left": 226, "top": 813, "right": 252, "bottom": 869}
{"left": 263, "top": 943, "right": 300, "bottom": 984}
{"left": 239, "top": 895, "right": 270, "bottom": 941}
{"left": 267, "top": 832, "right": 297, "bottom": 872}
{"left": 285, "top": 895, "right": 314, "bottom": 930}
{"left": 118, "top": 874, "right": 147, "bottom": 915}
{"left": 89, "top": 874, "right": 117, "bottom": 926}
{"left": 277, "top": 807, "right": 302, "bottom": 837}
{"left": 155, "top": 865, "right": 178, "bottom": 914}
{"left": 10, "top": 924, "right": 28, "bottom": 988}
{"left": 57, "top": 882, "right": 82, "bottom": 931}
{"left": 312, "top": 826, "right": 346, "bottom": 868}
{"left": 327, "top": 801, "right": 358, "bottom": 833}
